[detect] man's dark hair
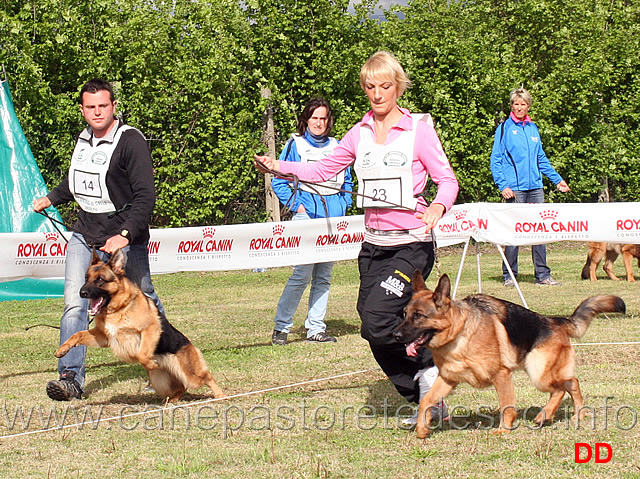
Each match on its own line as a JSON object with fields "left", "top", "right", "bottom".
{"left": 79, "top": 79, "right": 115, "bottom": 104}
{"left": 296, "top": 97, "right": 334, "bottom": 137}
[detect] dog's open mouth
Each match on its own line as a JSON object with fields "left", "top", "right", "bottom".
{"left": 405, "top": 329, "right": 436, "bottom": 357}
{"left": 89, "top": 297, "right": 106, "bottom": 316}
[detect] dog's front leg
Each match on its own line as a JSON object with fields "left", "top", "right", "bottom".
{"left": 137, "top": 328, "right": 160, "bottom": 370}
{"left": 55, "top": 328, "right": 108, "bottom": 358}
{"left": 623, "top": 252, "right": 636, "bottom": 282}
{"left": 493, "top": 367, "right": 516, "bottom": 433}
{"left": 415, "top": 376, "right": 454, "bottom": 439}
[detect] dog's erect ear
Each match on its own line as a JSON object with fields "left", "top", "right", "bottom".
{"left": 108, "top": 249, "right": 127, "bottom": 276}
{"left": 412, "top": 269, "right": 427, "bottom": 292}
{"left": 433, "top": 274, "right": 451, "bottom": 308}
{"left": 90, "top": 247, "right": 101, "bottom": 265}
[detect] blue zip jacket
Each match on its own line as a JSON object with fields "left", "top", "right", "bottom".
{"left": 490, "top": 114, "right": 563, "bottom": 192}
{"left": 272, "top": 131, "right": 353, "bottom": 219}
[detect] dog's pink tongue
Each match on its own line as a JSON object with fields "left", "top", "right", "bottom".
{"left": 406, "top": 342, "right": 418, "bottom": 357}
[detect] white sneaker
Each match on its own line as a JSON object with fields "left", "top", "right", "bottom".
{"left": 416, "top": 365, "right": 439, "bottom": 397}
{"left": 400, "top": 401, "right": 449, "bottom": 427}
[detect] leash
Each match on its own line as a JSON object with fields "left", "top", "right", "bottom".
{"left": 38, "top": 211, "right": 70, "bottom": 243}
{"left": 255, "top": 158, "right": 443, "bottom": 277}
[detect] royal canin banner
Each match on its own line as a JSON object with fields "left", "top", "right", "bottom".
{"left": 2, "top": 202, "right": 639, "bottom": 282}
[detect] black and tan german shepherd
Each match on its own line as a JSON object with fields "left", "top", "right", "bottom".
{"left": 395, "top": 272, "right": 625, "bottom": 439}
{"left": 55, "top": 248, "right": 225, "bottom": 402}
{"left": 581, "top": 242, "right": 640, "bottom": 281}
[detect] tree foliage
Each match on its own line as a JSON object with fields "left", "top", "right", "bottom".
{"left": 1, "top": 0, "right": 638, "bottom": 227}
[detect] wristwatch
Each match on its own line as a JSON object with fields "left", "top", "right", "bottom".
{"left": 120, "top": 229, "right": 131, "bottom": 241}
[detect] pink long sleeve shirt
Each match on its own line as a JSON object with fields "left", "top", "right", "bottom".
{"left": 276, "top": 108, "right": 459, "bottom": 231}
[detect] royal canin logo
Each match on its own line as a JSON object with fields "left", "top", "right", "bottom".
{"left": 249, "top": 224, "right": 301, "bottom": 251}
{"left": 177, "top": 227, "right": 233, "bottom": 254}
{"left": 616, "top": 218, "right": 640, "bottom": 231}
{"left": 202, "top": 226, "right": 216, "bottom": 239}
{"left": 15, "top": 233, "right": 67, "bottom": 258}
{"left": 438, "top": 209, "right": 488, "bottom": 234}
{"left": 44, "top": 232, "right": 60, "bottom": 242}
{"left": 453, "top": 210, "right": 467, "bottom": 221}
{"left": 147, "top": 241, "right": 160, "bottom": 255}
{"left": 539, "top": 210, "right": 558, "bottom": 220}
{"left": 516, "top": 209, "right": 587, "bottom": 233}
{"left": 315, "top": 220, "right": 364, "bottom": 247}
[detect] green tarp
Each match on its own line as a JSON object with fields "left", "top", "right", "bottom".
{"left": 0, "top": 79, "right": 65, "bottom": 301}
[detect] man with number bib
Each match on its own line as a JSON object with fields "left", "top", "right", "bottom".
{"left": 33, "top": 78, "right": 164, "bottom": 401}
{"left": 255, "top": 52, "right": 458, "bottom": 426}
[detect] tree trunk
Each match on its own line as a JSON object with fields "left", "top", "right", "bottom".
{"left": 261, "top": 87, "right": 280, "bottom": 222}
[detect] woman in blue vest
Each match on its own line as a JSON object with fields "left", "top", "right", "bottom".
{"left": 270, "top": 98, "right": 353, "bottom": 345}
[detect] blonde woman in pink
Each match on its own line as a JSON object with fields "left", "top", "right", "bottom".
{"left": 255, "top": 51, "right": 458, "bottom": 425}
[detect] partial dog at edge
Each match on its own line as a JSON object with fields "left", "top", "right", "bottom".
{"left": 55, "top": 248, "right": 225, "bottom": 402}
{"left": 581, "top": 241, "right": 640, "bottom": 281}
{"left": 394, "top": 272, "right": 625, "bottom": 439}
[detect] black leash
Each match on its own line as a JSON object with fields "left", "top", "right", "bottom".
{"left": 38, "top": 210, "right": 70, "bottom": 243}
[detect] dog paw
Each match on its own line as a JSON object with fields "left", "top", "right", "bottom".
{"left": 415, "top": 427, "right": 430, "bottom": 439}
{"left": 54, "top": 347, "right": 69, "bottom": 358}
{"left": 533, "top": 411, "right": 549, "bottom": 425}
{"left": 491, "top": 427, "right": 512, "bottom": 435}
{"left": 145, "top": 360, "right": 160, "bottom": 370}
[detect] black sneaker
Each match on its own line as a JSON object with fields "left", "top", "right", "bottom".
{"left": 306, "top": 331, "right": 337, "bottom": 343}
{"left": 272, "top": 330, "right": 288, "bottom": 345}
{"left": 46, "top": 371, "right": 83, "bottom": 401}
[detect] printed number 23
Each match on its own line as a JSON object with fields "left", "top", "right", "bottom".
{"left": 371, "top": 188, "right": 387, "bottom": 202}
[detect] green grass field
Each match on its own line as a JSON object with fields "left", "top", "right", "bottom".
{"left": 0, "top": 242, "right": 638, "bottom": 478}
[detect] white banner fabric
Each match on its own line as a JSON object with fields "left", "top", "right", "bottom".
{"left": 2, "top": 202, "right": 639, "bottom": 282}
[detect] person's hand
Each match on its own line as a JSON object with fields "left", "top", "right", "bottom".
{"left": 501, "top": 187, "right": 515, "bottom": 200}
{"left": 33, "top": 196, "right": 52, "bottom": 213}
{"left": 415, "top": 203, "right": 445, "bottom": 232}
{"left": 253, "top": 155, "right": 279, "bottom": 174}
{"left": 100, "top": 234, "right": 130, "bottom": 254}
{"left": 556, "top": 180, "right": 570, "bottom": 193}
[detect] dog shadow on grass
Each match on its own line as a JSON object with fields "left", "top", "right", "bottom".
{"left": 365, "top": 378, "right": 579, "bottom": 434}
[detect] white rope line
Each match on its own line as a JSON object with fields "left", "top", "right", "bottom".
{"left": 2, "top": 338, "right": 638, "bottom": 440}
{"left": 0, "top": 368, "right": 379, "bottom": 440}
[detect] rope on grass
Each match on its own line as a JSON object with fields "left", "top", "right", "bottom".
{"left": 0, "top": 368, "right": 380, "bottom": 440}
{"left": 2, "top": 339, "right": 639, "bottom": 440}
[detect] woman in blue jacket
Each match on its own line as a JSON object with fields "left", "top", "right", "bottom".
{"left": 271, "top": 98, "right": 353, "bottom": 344}
{"left": 490, "top": 87, "right": 570, "bottom": 287}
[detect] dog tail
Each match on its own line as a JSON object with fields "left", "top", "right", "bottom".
{"left": 567, "top": 295, "right": 626, "bottom": 338}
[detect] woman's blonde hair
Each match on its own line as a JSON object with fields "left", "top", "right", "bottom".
{"left": 359, "top": 51, "right": 411, "bottom": 97}
{"left": 509, "top": 87, "right": 532, "bottom": 107}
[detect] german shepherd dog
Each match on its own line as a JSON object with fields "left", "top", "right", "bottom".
{"left": 55, "top": 248, "right": 225, "bottom": 402}
{"left": 394, "top": 272, "right": 625, "bottom": 439}
{"left": 581, "top": 242, "right": 640, "bottom": 282}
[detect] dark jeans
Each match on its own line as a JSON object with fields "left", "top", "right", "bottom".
{"left": 357, "top": 241, "right": 436, "bottom": 403}
{"left": 58, "top": 233, "right": 165, "bottom": 388}
{"left": 502, "top": 189, "right": 552, "bottom": 283}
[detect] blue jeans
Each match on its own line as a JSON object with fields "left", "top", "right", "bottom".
{"left": 502, "top": 189, "right": 552, "bottom": 283}
{"left": 273, "top": 212, "right": 334, "bottom": 337}
{"left": 57, "top": 233, "right": 165, "bottom": 389}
